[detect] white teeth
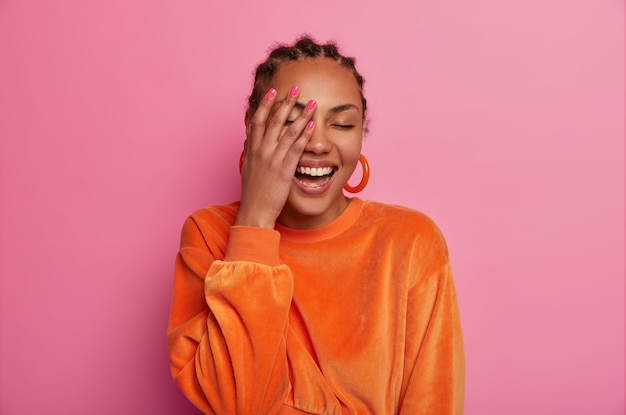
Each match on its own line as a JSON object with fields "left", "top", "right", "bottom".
{"left": 297, "top": 166, "right": 334, "bottom": 176}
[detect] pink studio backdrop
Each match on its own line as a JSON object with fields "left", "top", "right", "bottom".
{"left": 0, "top": 0, "right": 622, "bottom": 414}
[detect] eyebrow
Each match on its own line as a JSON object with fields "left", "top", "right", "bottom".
{"left": 294, "top": 102, "right": 360, "bottom": 113}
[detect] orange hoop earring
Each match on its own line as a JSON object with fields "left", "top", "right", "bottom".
{"left": 239, "top": 151, "right": 244, "bottom": 174}
{"left": 344, "top": 154, "right": 370, "bottom": 193}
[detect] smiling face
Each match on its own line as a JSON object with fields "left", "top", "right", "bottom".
{"left": 265, "top": 58, "right": 364, "bottom": 229}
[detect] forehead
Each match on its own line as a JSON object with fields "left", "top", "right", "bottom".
{"left": 273, "top": 58, "right": 362, "bottom": 109}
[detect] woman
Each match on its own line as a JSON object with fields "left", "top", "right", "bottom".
{"left": 167, "top": 35, "right": 465, "bottom": 415}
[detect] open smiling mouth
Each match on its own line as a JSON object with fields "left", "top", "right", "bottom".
{"left": 294, "top": 166, "right": 337, "bottom": 188}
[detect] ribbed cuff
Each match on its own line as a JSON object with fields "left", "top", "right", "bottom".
{"left": 224, "top": 226, "right": 282, "bottom": 267}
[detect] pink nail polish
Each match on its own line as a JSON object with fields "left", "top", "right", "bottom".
{"left": 306, "top": 100, "right": 316, "bottom": 111}
{"left": 306, "top": 120, "right": 315, "bottom": 130}
{"left": 289, "top": 85, "right": 299, "bottom": 97}
{"left": 266, "top": 88, "right": 277, "bottom": 99}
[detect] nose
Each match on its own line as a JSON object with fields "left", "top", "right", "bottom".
{"left": 304, "top": 123, "right": 332, "bottom": 155}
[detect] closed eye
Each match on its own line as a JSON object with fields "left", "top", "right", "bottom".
{"left": 285, "top": 120, "right": 295, "bottom": 126}
{"left": 333, "top": 124, "right": 355, "bottom": 130}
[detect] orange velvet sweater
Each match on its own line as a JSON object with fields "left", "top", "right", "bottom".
{"left": 167, "top": 198, "right": 464, "bottom": 414}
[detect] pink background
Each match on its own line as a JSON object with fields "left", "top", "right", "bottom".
{"left": 0, "top": 0, "right": 623, "bottom": 414}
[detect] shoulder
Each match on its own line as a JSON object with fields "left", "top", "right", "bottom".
{"left": 357, "top": 200, "right": 450, "bottom": 260}
{"left": 179, "top": 202, "right": 240, "bottom": 248}
{"left": 187, "top": 202, "right": 240, "bottom": 229}
{"left": 359, "top": 200, "right": 451, "bottom": 287}
{"left": 358, "top": 200, "right": 445, "bottom": 241}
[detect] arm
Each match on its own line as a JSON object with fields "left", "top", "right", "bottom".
{"left": 399, "top": 228, "right": 465, "bottom": 414}
{"left": 167, "top": 216, "right": 293, "bottom": 414}
{"left": 167, "top": 84, "right": 317, "bottom": 414}
{"left": 168, "top": 83, "right": 318, "bottom": 413}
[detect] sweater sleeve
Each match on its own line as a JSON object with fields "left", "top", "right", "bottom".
{"left": 167, "top": 216, "right": 293, "bottom": 415}
{"left": 398, "top": 226, "right": 465, "bottom": 415}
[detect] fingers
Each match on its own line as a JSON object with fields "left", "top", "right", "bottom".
{"left": 248, "top": 86, "right": 316, "bottom": 149}
{"left": 244, "top": 88, "right": 277, "bottom": 159}
{"left": 247, "top": 87, "right": 278, "bottom": 148}
{"left": 281, "top": 118, "right": 315, "bottom": 169}
{"left": 272, "top": 92, "right": 316, "bottom": 170}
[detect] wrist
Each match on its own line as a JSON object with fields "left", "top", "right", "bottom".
{"left": 234, "top": 211, "right": 277, "bottom": 229}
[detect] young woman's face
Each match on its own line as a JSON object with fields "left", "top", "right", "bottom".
{"left": 270, "top": 58, "right": 364, "bottom": 229}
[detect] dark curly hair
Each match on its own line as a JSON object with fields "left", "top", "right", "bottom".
{"left": 246, "top": 35, "right": 369, "bottom": 133}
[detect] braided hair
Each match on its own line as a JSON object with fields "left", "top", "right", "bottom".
{"left": 246, "top": 35, "right": 369, "bottom": 133}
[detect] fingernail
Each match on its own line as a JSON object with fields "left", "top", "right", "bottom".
{"left": 306, "top": 100, "right": 316, "bottom": 111}
{"left": 266, "top": 88, "right": 277, "bottom": 99}
{"left": 306, "top": 120, "right": 315, "bottom": 130}
{"left": 289, "top": 85, "right": 299, "bottom": 97}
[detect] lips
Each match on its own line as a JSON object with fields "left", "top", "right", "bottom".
{"left": 294, "top": 164, "right": 337, "bottom": 190}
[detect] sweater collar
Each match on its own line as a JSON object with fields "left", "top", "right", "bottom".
{"left": 275, "top": 198, "right": 363, "bottom": 243}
